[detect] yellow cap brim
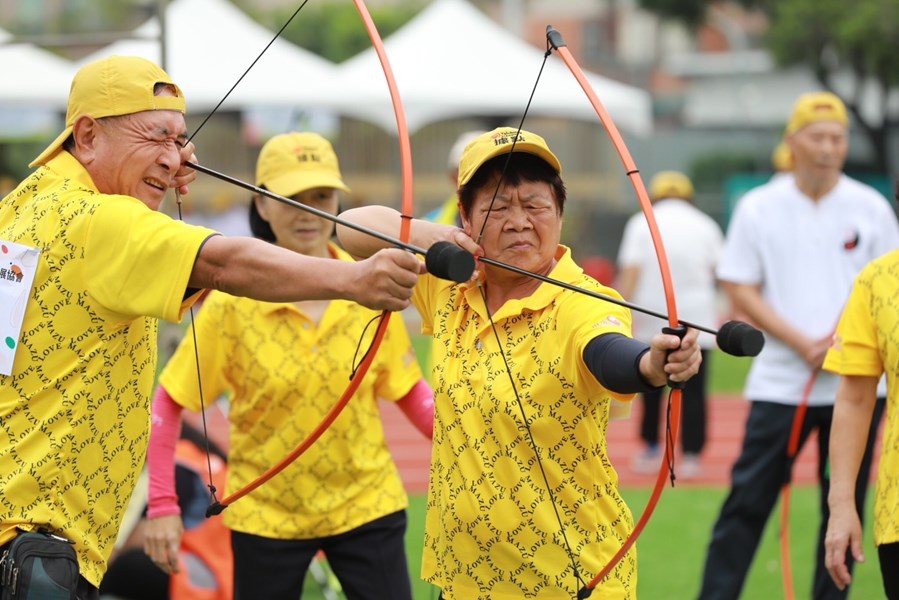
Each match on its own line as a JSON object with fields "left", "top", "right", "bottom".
{"left": 264, "top": 171, "right": 350, "bottom": 198}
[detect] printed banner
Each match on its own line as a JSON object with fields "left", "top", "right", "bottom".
{"left": 0, "top": 241, "right": 40, "bottom": 376}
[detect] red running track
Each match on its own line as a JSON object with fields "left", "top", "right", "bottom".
{"left": 183, "top": 393, "right": 882, "bottom": 495}
{"left": 379, "top": 394, "right": 884, "bottom": 495}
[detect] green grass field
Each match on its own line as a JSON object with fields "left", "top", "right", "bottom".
{"left": 707, "top": 345, "right": 753, "bottom": 394}
{"left": 305, "top": 488, "right": 880, "bottom": 599}
{"left": 299, "top": 345, "right": 884, "bottom": 598}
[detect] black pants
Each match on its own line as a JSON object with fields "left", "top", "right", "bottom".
{"left": 76, "top": 578, "right": 99, "bottom": 600}
{"left": 698, "top": 398, "right": 885, "bottom": 600}
{"left": 879, "top": 542, "right": 899, "bottom": 599}
{"left": 231, "top": 509, "right": 413, "bottom": 600}
{"left": 99, "top": 548, "right": 169, "bottom": 599}
{"left": 640, "top": 349, "right": 709, "bottom": 454}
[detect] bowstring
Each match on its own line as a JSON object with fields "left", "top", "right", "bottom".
{"left": 171, "top": 0, "right": 312, "bottom": 505}
{"left": 469, "top": 43, "right": 588, "bottom": 593}
{"left": 544, "top": 27, "right": 686, "bottom": 593}
{"left": 183, "top": 0, "right": 417, "bottom": 512}
{"left": 473, "top": 46, "right": 551, "bottom": 247}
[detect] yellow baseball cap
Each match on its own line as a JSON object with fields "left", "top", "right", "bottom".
{"left": 649, "top": 170, "right": 694, "bottom": 201}
{"left": 457, "top": 127, "right": 562, "bottom": 187}
{"left": 785, "top": 91, "right": 848, "bottom": 135}
{"left": 30, "top": 55, "right": 185, "bottom": 168}
{"left": 255, "top": 132, "right": 350, "bottom": 197}
{"left": 771, "top": 140, "right": 793, "bottom": 172}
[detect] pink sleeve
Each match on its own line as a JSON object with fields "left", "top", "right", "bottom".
{"left": 395, "top": 379, "right": 434, "bottom": 440}
{"left": 147, "top": 385, "right": 184, "bottom": 519}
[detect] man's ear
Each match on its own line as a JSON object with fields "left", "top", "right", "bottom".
{"left": 70, "top": 116, "right": 100, "bottom": 164}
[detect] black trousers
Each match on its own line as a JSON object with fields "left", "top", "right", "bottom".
{"left": 698, "top": 398, "right": 885, "bottom": 600}
{"left": 99, "top": 547, "right": 169, "bottom": 599}
{"left": 640, "top": 349, "right": 709, "bottom": 454}
{"left": 879, "top": 542, "right": 899, "bottom": 599}
{"left": 231, "top": 509, "right": 413, "bottom": 600}
{"left": 77, "top": 578, "right": 100, "bottom": 600}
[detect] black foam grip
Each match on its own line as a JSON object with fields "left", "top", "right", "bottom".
{"left": 425, "top": 241, "right": 476, "bottom": 283}
{"left": 716, "top": 321, "right": 765, "bottom": 357}
{"left": 663, "top": 325, "right": 688, "bottom": 390}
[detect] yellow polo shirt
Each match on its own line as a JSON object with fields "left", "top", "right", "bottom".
{"left": 823, "top": 250, "right": 899, "bottom": 546}
{"left": 159, "top": 244, "right": 422, "bottom": 538}
{"left": 0, "top": 152, "right": 213, "bottom": 586}
{"left": 415, "top": 245, "right": 637, "bottom": 599}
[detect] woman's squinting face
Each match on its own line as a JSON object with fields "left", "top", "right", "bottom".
{"left": 256, "top": 187, "right": 339, "bottom": 257}
{"left": 462, "top": 178, "right": 561, "bottom": 276}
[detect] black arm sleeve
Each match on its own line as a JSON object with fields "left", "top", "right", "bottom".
{"left": 583, "top": 333, "right": 665, "bottom": 394}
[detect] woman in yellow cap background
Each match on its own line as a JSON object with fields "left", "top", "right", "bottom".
{"left": 143, "top": 132, "right": 434, "bottom": 600}
{"left": 336, "top": 127, "right": 702, "bottom": 599}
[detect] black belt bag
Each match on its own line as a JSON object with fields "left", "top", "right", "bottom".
{"left": 0, "top": 531, "right": 78, "bottom": 600}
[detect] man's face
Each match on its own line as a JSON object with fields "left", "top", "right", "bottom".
{"left": 788, "top": 121, "right": 848, "bottom": 179}
{"left": 88, "top": 109, "right": 188, "bottom": 211}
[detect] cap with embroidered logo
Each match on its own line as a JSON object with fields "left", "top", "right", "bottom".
{"left": 457, "top": 127, "right": 562, "bottom": 187}
{"left": 785, "top": 91, "right": 848, "bottom": 135}
{"left": 30, "top": 55, "right": 186, "bottom": 168}
{"left": 648, "top": 171, "right": 694, "bottom": 201}
{"left": 256, "top": 132, "right": 350, "bottom": 197}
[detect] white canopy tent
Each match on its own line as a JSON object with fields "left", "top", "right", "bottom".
{"left": 334, "top": 0, "right": 652, "bottom": 136}
{"left": 76, "top": 0, "right": 344, "bottom": 113}
{"left": 0, "top": 28, "right": 74, "bottom": 137}
{"left": 0, "top": 28, "right": 75, "bottom": 107}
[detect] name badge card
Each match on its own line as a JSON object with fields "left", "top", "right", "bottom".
{"left": 0, "top": 241, "right": 40, "bottom": 376}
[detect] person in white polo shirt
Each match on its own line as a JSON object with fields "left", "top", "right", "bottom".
{"left": 697, "top": 92, "right": 899, "bottom": 599}
{"left": 617, "top": 170, "right": 723, "bottom": 479}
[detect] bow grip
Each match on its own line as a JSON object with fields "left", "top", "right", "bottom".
{"left": 662, "top": 325, "right": 688, "bottom": 390}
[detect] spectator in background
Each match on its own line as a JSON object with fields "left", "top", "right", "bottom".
{"left": 616, "top": 170, "right": 724, "bottom": 478}
{"left": 423, "top": 130, "right": 486, "bottom": 226}
{"left": 822, "top": 249, "right": 899, "bottom": 598}
{"left": 697, "top": 91, "right": 898, "bottom": 600}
